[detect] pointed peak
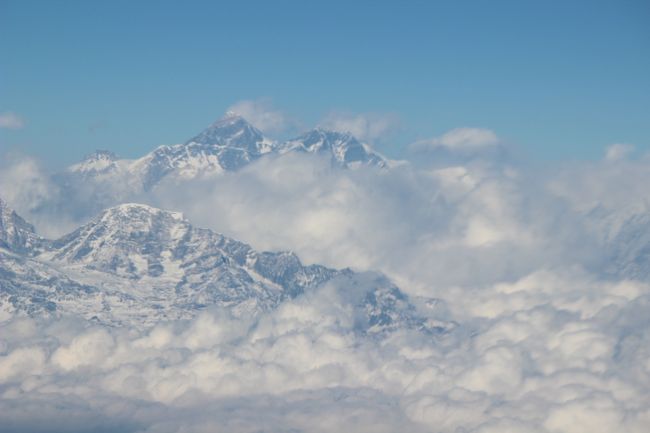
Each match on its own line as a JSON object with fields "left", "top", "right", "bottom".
{"left": 284, "top": 128, "right": 387, "bottom": 168}
{"left": 107, "top": 202, "right": 160, "bottom": 213}
{"left": 68, "top": 150, "right": 119, "bottom": 174}
{"left": 185, "top": 113, "right": 269, "bottom": 151}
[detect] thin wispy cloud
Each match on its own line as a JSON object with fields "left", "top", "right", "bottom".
{"left": 227, "top": 98, "right": 295, "bottom": 135}
{"left": 410, "top": 127, "right": 500, "bottom": 153}
{"left": 0, "top": 112, "right": 25, "bottom": 129}
{"left": 605, "top": 143, "right": 635, "bottom": 161}
{"left": 318, "top": 111, "right": 400, "bottom": 142}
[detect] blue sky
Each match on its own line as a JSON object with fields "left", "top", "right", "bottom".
{"left": 1, "top": 0, "right": 649, "bottom": 167}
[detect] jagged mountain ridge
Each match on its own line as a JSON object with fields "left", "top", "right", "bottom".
{"left": 67, "top": 150, "right": 120, "bottom": 176}
{"left": 136, "top": 114, "right": 276, "bottom": 188}
{"left": 64, "top": 112, "right": 387, "bottom": 192}
{"left": 0, "top": 198, "right": 45, "bottom": 254}
{"left": 46, "top": 203, "right": 336, "bottom": 307}
{"left": 33, "top": 113, "right": 389, "bottom": 229}
{"left": 278, "top": 128, "right": 387, "bottom": 168}
{"left": 0, "top": 199, "right": 444, "bottom": 334}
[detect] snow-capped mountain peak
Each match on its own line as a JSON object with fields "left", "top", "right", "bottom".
{"left": 132, "top": 113, "right": 276, "bottom": 187}
{"left": 50, "top": 203, "right": 191, "bottom": 273}
{"left": 99, "top": 202, "right": 185, "bottom": 223}
{"left": 280, "top": 128, "right": 387, "bottom": 168}
{"left": 1, "top": 201, "right": 444, "bottom": 334}
{"left": 68, "top": 150, "right": 119, "bottom": 175}
{"left": 185, "top": 113, "right": 274, "bottom": 153}
{"left": 57, "top": 113, "right": 391, "bottom": 203}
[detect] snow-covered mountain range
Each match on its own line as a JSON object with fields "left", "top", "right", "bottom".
{"left": 63, "top": 112, "right": 387, "bottom": 192}
{"left": 3, "top": 111, "right": 647, "bottom": 331}
{"left": 2, "top": 114, "right": 650, "bottom": 433}
{"left": 277, "top": 128, "right": 387, "bottom": 169}
{"left": 0, "top": 197, "right": 447, "bottom": 333}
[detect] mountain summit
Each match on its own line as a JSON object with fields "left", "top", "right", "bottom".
{"left": 137, "top": 113, "right": 276, "bottom": 188}
{"left": 185, "top": 112, "right": 274, "bottom": 154}
{"left": 56, "top": 113, "right": 389, "bottom": 200}
{"left": 2, "top": 201, "right": 444, "bottom": 334}
{"left": 67, "top": 150, "right": 119, "bottom": 175}
{"left": 280, "top": 128, "right": 387, "bottom": 168}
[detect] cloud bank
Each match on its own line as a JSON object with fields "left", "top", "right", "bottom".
{"left": 1, "top": 271, "right": 649, "bottom": 432}
{"left": 150, "top": 152, "right": 599, "bottom": 293}
{"left": 2, "top": 138, "right": 650, "bottom": 432}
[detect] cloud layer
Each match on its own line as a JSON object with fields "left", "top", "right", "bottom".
{"left": 1, "top": 270, "right": 649, "bottom": 432}
{"left": 1, "top": 138, "right": 650, "bottom": 432}
{"left": 150, "top": 152, "right": 599, "bottom": 293}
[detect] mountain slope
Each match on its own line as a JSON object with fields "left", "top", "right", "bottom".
{"left": 1, "top": 200, "right": 441, "bottom": 334}
{"left": 40, "top": 114, "right": 391, "bottom": 229}
{"left": 60, "top": 113, "right": 387, "bottom": 194}
{"left": 0, "top": 198, "right": 45, "bottom": 254}
{"left": 279, "top": 128, "right": 387, "bottom": 168}
{"left": 136, "top": 113, "right": 276, "bottom": 188}
{"left": 67, "top": 150, "right": 120, "bottom": 176}
{"left": 42, "top": 203, "right": 336, "bottom": 318}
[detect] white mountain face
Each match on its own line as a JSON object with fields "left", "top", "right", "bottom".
{"left": 0, "top": 199, "right": 446, "bottom": 333}
{"left": 0, "top": 197, "right": 45, "bottom": 255}
{"left": 30, "top": 114, "right": 390, "bottom": 231}
{"left": 67, "top": 150, "right": 120, "bottom": 176}
{"left": 279, "top": 128, "right": 387, "bottom": 168}
{"left": 136, "top": 113, "right": 276, "bottom": 188}
{"left": 60, "top": 113, "right": 387, "bottom": 193}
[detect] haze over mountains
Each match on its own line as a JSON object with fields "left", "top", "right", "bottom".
{"left": 25, "top": 112, "right": 390, "bottom": 230}
{"left": 1, "top": 197, "right": 447, "bottom": 335}
{"left": 1, "top": 111, "right": 650, "bottom": 433}
{"left": 65, "top": 112, "right": 388, "bottom": 191}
